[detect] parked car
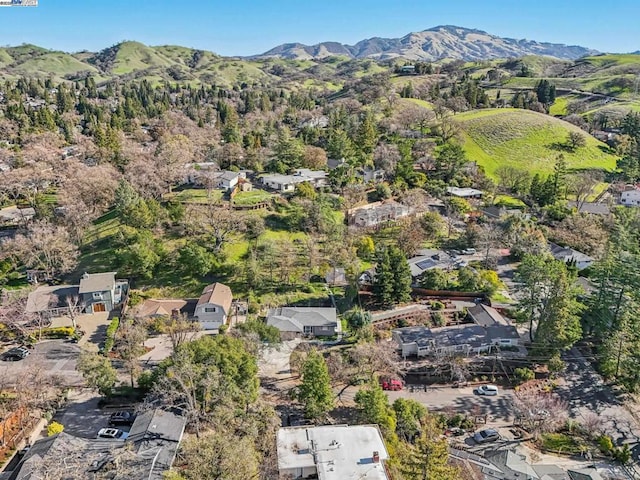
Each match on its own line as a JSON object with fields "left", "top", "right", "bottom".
{"left": 108, "top": 411, "right": 136, "bottom": 426}
{"left": 462, "top": 248, "right": 476, "bottom": 255}
{"left": 2, "top": 347, "right": 30, "bottom": 361}
{"left": 473, "top": 428, "right": 500, "bottom": 444}
{"left": 96, "top": 428, "right": 128, "bottom": 440}
{"left": 475, "top": 384, "right": 499, "bottom": 396}
{"left": 380, "top": 378, "right": 403, "bottom": 391}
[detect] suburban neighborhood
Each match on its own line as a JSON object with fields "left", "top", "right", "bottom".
{"left": 0, "top": 8, "right": 640, "bottom": 480}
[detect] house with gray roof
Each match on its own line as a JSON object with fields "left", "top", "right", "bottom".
{"left": 78, "top": 272, "right": 128, "bottom": 314}
{"left": 393, "top": 303, "right": 519, "bottom": 358}
{"left": 261, "top": 169, "right": 328, "bottom": 192}
{"left": 3, "top": 409, "right": 185, "bottom": 480}
{"left": 548, "top": 242, "right": 594, "bottom": 271}
{"left": 446, "top": 186, "right": 483, "bottom": 199}
{"left": 348, "top": 200, "right": 411, "bottom": 228}
{"left": 266, "top": 307, "right": 340, "bottom": 338}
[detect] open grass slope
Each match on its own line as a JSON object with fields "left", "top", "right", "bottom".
{"left": 455, "top": 108, "right": 618, "bottom": 178}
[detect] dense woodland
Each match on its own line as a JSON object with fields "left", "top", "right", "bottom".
{"left": 1, "top": 52, "right": 640, "bottom": 478}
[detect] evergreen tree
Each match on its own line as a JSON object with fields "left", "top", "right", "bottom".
{"left": 389, "top": 246, "right": 412, "bottom": 304}
{"left": 373, "top": 248, "right": 395, "bottom": 306}
{"left": 400, "top": 414, "right": 460, "bottom": 480}
{"left": 354, "top": 381, "right": 397, "bottom": 440}
{"left": 297, "top": 350, "right": 334, "bottom": 419}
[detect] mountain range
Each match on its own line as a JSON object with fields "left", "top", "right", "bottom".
{"left": 257, "top": 25, "right": 599, "bottom": 61}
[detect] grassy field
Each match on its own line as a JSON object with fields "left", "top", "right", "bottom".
{"left": 455, "top": 108, "right": 618, "bottom": 179}
{"left": 549, "top": 97, "right": 568, "bottom": 116}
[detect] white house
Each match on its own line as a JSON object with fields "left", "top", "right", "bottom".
{"left": 194, "top": 282, "right": 233, "bottom": 330}
{"left": 261, "top": 169, "right": 328, "bottom": 192}
{"left": 446, "top": 186, "right": 483, "bottom": 199}
{"left": 348, "top": 200, "right": 411, "bottom": 228}
{"left": 548, "top": 242, "right": 594, "bottom": 271}
{"left": 277, "top": 425, "right": 389, "bottom": 480}
{"left": 621, "top": 189, "right": 640, "bottom": 206}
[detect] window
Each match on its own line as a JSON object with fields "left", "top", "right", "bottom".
{"left": 303, "top": 326, "right": 313, "bottom": 334}
{"left": 204, "top": 307, "right": 217, "bottom": 313}
{"left": 92, "top": 292, "right": 102, "bottom": 300}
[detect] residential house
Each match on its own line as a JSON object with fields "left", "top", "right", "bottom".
{"left": 3, "top": 409, "right": 186, "bottom": 480}
{"left": 78, "top": 272, "right": 128, "bottom": 314}
{"left": 481, "top": 205, "right": 528, "bottom": 220}
{"left": 276, "top": 425, "right": 389, "bottom": 480}
{"left": 327, "top": 159, "right": 385, "bottom": 184}
{"left": 348, "top": 200, "right": 411, "bottom": 228}
{"left": 194, "top": 282, "right": 232, "bottom": 330}
{"left": 620, "top": 189, "right": 640, "bottom": 206}
{"left": 261, "top": 169, "right": 328, "bottom": 192}
{"left": 567, "top": 201, "right": 611, "bottom": 215}
{"left": 482, "top": 449, "right": 571, "bottom": 479}
{"left": 446, "top": 186, "right": 483, "bottom": 199}
{"left": 135, "top": 299, "right": 191, "bottom": 319}
{"left": 0, "top": 162, "right": 10, "bottom": 172}
{"left": 407, "top": 249, "right": 455, "bottom": 279}
{"left": 26, "top": 284, "right": 80, "bottom": 319}
{"left": 399, "top": 65, "right": 416, "bottom": 75}
{"left": 393, "top": 304, "right": 520, "bottom": 358}
{"left": 266, "top": 307, "right": 341, "bottom": 338}
{"left": 548, "top": 242, "right": 594, "bottom": 271}
{"left": 298, "top": 115, "right": 329, "bottom": 129}
{"left": 0, "top": 206, "right": 36, "bottom": 227}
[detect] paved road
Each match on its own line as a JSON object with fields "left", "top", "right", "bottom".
{"left": 0, "top": 340, "right": 83, "bottom": 386}
{"left": 559, "top": 348, "right": 640, "bottom": 455}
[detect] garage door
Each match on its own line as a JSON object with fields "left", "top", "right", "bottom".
{"left": 93, "top": 303, "right": 106, "bottom": 313}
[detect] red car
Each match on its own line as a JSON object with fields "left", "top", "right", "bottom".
{"left": 380, "top": 378, "right": 403, "bottom": 391}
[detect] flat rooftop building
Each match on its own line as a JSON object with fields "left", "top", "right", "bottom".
{"left": 277, "top": 424, "right": 389, "bottom": 480}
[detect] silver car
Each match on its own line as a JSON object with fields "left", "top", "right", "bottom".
{"left": 474, "top": 428, "right": 500, "bottom": 443}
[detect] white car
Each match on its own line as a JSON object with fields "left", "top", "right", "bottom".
{"left": 475, "top": 384, "right": 499, "bottom": 396}
{"left": 97, "top": 428, "right": 128, "bottom": 440}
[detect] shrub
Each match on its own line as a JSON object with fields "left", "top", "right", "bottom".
{"left": 614, "top": 444, "right": 631, "bottom": 464}
{"left": 514, "top": 367, "right": 535, "bottom": 384}
{"left": 41, "top": 326, "right": 76, "bottom": 338}
{"left": 598, "top": 435, "right": 614, "bottom": 455}
{"left": 102, "top": 317, "right": 120, "bottom": 353}
{"left": 447, "top": 414, "right": 463, "bottom": 427}
{"left": 47, "top": 421, "right": 64, "bottom": 437}
{"left": 431, "top": 301, "right": 445, "bottom": 310}
{"left": 431, "top": 312, "right": 446, "bottom": 327}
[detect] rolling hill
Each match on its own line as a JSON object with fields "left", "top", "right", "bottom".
{"left": 257, "top": 25, "right": 598, "bottom": 61}
{"left": 454, "top": 109, "right": 618, "bottom": 178}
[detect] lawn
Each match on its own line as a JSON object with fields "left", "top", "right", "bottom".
{"left": 455, "top": 108, "right": 618, "bottom": 179}
{"left": 493, "top": 195, "right": 526, "bottom": 209}
{"left": 232, "top": 189, "right": 273, "bottom": 206}
{"left": 404, "top": 98, "right": 434, "bottom": 109}
{"left": 540, "top": 433, "right": 586, "bottom": 455}
{"left": 166, "top": 188, "right": 223, "bottom": 204}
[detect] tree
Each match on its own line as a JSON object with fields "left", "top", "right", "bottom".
{"left": 567, "top": 131, "right": 587, "bottom": 150}
{"left": 115, "top": 321, "right": 148, "bottom": 388}
{"left": 354, "top": 381, "right": 397, "bottom": 440}
{"left": 174, "top": 429, "right": 259, "bottom": 480}
{"left": 77, "top": 351, "right": 118, "bottom": 397}
{"left": 155, "top": 313, "right": 201, "bottom": 351}
{"left": 435, "top": 142, "right": 467, "bottom": 182}
{"left": 420, "top": 211, "right": 445, "bottom": 239}
{"left": 344, "top": 308, "right": 372, "bottom": 331}
{"left": 297, "top": 350, "right": 334, "bottom": 419}
{"left": 515, "top": 254, "right": 584, "bottom": 355}
{"left": 400, "top": 414, "right": 460, "bottom": 480}
{"left": 302, "top": 145, "right": 328, "bottom": 169}
{"left": 393, "top": 398, "right": 426, "bottom": 442}
{"left": 179, "top": 242, "right": 216, "bottom": 277}
{"left": 373, "top": 248, "right": 394, "bottom": 306}
{"left": 373, "top": 246, "right": 412, "bottom": 306}
{"left": 4, "top": 220, "right": 79, "bottom": 279}
{"left": 418, "top": 268, "right": 451, "bottom": 290}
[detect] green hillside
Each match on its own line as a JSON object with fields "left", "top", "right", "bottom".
{"left": 455, "top": 108, "right": 618, "bottom": 178}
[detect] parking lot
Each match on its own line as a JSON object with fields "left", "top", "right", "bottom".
{"left": 0, "top": 340, "right": 83, "bottom": 386}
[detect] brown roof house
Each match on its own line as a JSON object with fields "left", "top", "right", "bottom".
{"left": 194, "top": 282, "right": 232, "bottom": 331}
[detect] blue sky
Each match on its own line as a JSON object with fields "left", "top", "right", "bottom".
{"left": 0, "top": 0, "right": 637, "bottom": 55}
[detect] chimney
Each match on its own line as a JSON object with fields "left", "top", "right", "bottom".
{"left": 373, "top": 451, "right": 380, "bottom": 463}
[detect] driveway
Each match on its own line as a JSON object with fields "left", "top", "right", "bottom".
{"left": 0, "top": 340, "right": 83, "bottom": 386}
{"left": 386, "top": 385, "right": 516, "bottom": 425}
{"left": 51, "top": 312, "right": 110, "bottom": 351}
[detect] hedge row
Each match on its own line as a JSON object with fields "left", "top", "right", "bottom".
{"left": 102, "top": 317, "right": 120, "bottom": 353}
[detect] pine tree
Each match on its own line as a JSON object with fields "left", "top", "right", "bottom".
{"left": 400, "top": 414, "right": 460, "bottom": 480}
{"left": 373, "top": 248, "right": 394, "bottom": 306}
{"left": 389, "top": 246, "right": 412, "bottom": 304}
{"left": 297, "top": 350, "right": 334, "bottom": 419}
